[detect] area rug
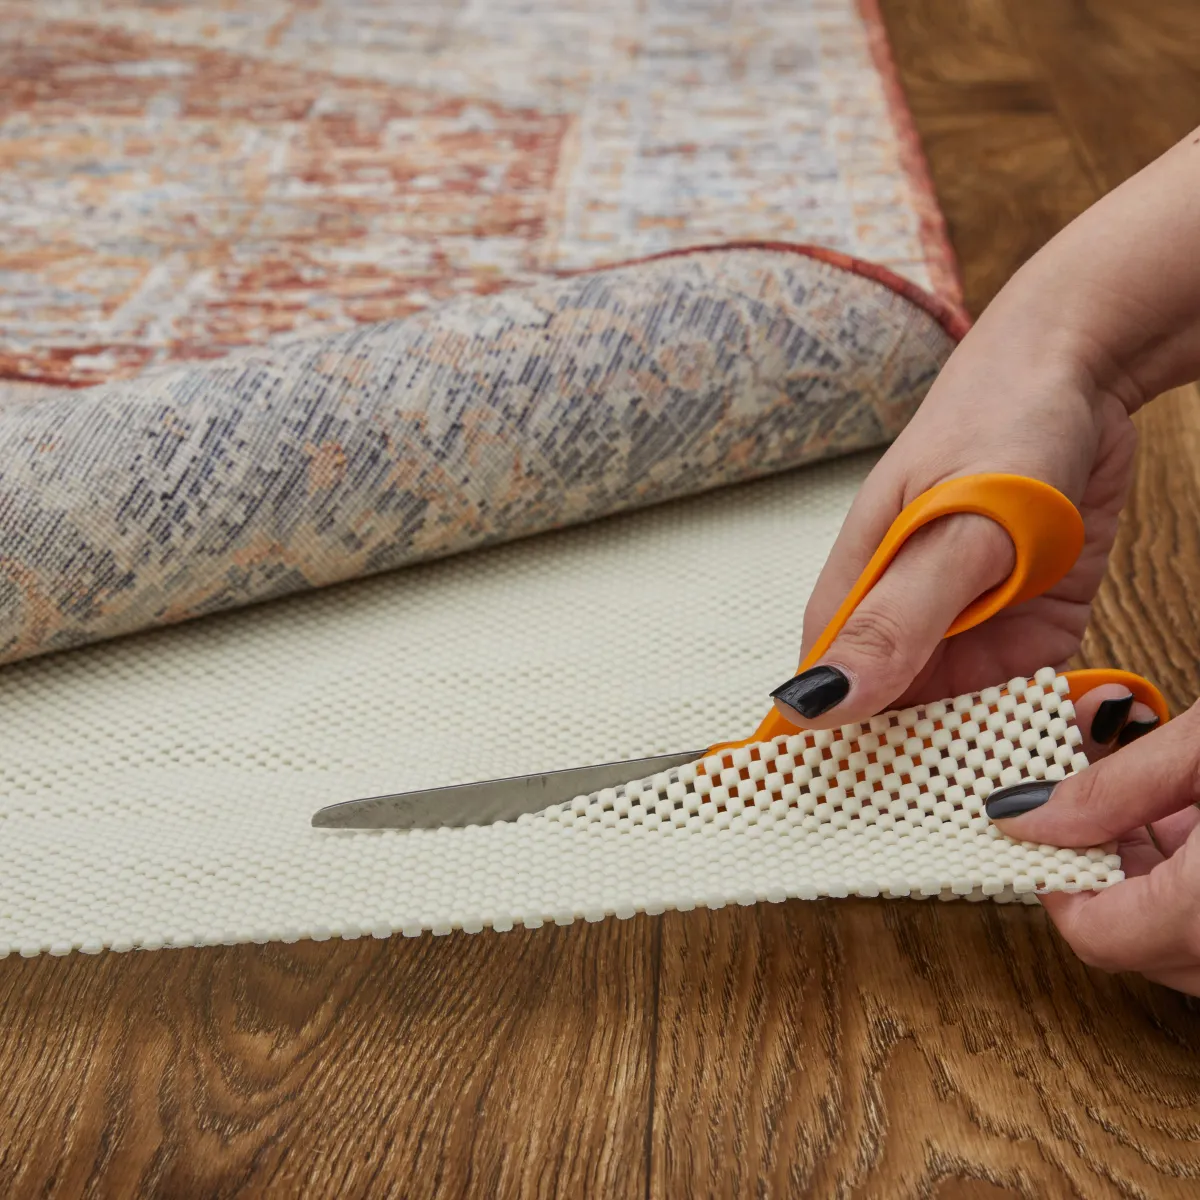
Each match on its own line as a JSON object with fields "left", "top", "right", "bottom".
{"left": 0, "top": 1, "right": 1056, "bottom": 961}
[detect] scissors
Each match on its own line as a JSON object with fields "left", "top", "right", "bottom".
{"left": 312, "top": 473, "right": 1169, "bottom": 830}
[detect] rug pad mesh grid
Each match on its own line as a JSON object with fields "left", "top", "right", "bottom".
{"left": 513, "top": 666, "right": 1116, "bottom": 921}
{"left": 0, "top": 457, "right": 1117, "bottom": 957}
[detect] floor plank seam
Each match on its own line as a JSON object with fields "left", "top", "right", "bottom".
{"left": 644, "top": 919, "right": 662, "bottom": 1200}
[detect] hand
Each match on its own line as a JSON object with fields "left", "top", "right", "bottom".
{"left": 764, "top": 126, "right": 1200, "bottom": 996}
{"left": 769, "top": 334, "right": 1139, "bottom": 726}
{"left": 771, "top": 123, "right": 1200, "bottom": 730}
{"left": 985, "top": 690, "right": 1200, "bottom": 997}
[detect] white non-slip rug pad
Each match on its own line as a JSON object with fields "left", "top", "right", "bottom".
{"left": 0, "top": 455, "right": 1117, "bottom": 957}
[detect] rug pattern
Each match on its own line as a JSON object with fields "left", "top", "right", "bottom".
{"left": 0, "top": 0, "right": 960, "bottom": 389}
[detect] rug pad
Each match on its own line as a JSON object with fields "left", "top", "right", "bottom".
{"left": 0, "top": 457, "right": 1118, "bottom": 958}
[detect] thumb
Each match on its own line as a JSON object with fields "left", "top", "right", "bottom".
{"left": 771, "top": 512, "right": 1014, "bottom": 728}
{"left": 986, "top": 702, "right": 1200, "bottom": 845}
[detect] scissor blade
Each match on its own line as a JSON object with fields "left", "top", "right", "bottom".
{"left": 311, "top": 749, "right": 705, "bottom": 830}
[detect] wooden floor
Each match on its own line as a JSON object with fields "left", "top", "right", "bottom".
{"left": 5, "top": 1, "right": 1200, "bottom": 1195}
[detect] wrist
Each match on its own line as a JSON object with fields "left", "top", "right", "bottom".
{"left": 971, "top": 255, "right": 1151, "bottom": 417}
{"left": 906, "top": 286, "right": 1117, "bottom": 503}
{"left": 984, "top": 131, "right": 1200, "bottom": 413}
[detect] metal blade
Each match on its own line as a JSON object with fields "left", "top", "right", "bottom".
{"left": 311, "top": 749, "right": 705, "bottom": 830}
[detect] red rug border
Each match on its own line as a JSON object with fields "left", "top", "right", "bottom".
{"left": 855, "top": 0, "right": 967, "bottom": 321}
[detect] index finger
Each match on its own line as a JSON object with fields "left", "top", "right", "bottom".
{"left": 799, "top": 464, "right": 905, "bottom": 656}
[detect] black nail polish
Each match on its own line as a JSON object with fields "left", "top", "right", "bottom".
{"left": 770, "top": 665, "right": 850, "bottom": 719}
{"left": 985, "top": 781, "right": 1057, "bottom": 821}
{"left": 1090, "top": 693, "right": 1134, "bottom": 744}
{"left": 1117, "top": 717, "right": 1159, "bottom": 747}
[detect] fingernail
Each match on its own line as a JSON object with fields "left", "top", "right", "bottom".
{"left": 1089, "top": 693, "right": 1134, "bottom": 744}
{"left": 770, "top": 665, "right": 850, "bottom": 719}
{"left": 1117, "top": 717, "right": 1159, "bottom": 747}
{"left": 985, "top": 780, "right": 1058, "bottom": 821}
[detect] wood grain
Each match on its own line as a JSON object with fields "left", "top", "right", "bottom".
{"left": 653, "top": 902, "right": 1200, "bottom": 1198}
{"left": 0, "top": 924, "right": 655, "bottom": 1198}
{"left": 1015, "top": 0, "right": 1200, "bottom": 192}
{"left": 877, "top": 0, "right": 1101, "bottom": 316}
{"left": 1082, "top": 384, "right": 1200, "bottom": 713}
{"left": 5, "top": 1, "right": 1200, "bottom": 1196}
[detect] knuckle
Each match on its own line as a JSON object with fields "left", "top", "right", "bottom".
{"left": 1056, "top": 907, "right": 1128, "bottom": 974}
{"left": 1182, "top": 704, "right": 1200, "bottom": 797}
{"left": 928, "top": 509, "right": 1013, "bottom": 572}
{"left": 836, "top": 602, "right": 917, "bottom": 678}
{"left": 1060, "top": 766, "right": 1122, "bottom": 843}
{"left": 1061, "top": 920, "right": 1124, "bottom": 973}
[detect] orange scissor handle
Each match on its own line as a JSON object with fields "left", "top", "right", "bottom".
{"left": 707, "top": 473, "right": 1167, "bottom": 754}
{"left": 1062, "top": 668, "right": 1169, "bottom": 725}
